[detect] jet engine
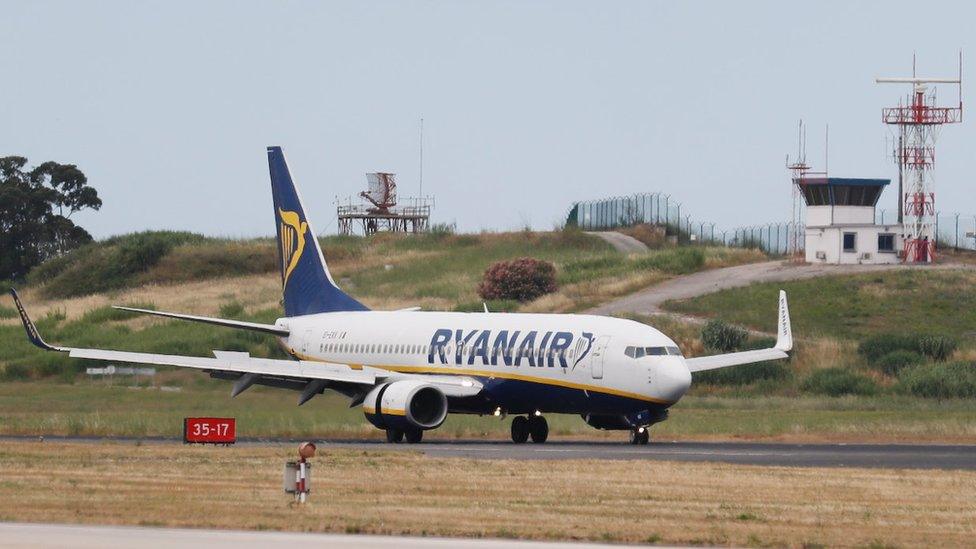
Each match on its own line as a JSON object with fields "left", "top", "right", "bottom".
{"left": 363, "top": 380, "right": 448, "bottom": 431}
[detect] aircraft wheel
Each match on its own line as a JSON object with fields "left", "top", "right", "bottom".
{"left": 629, "top": 427, "right": 649, "bottom": 445}
{"left": 386, "top": 428, "right": 404, "bottom": 443}
{"left": 528, "top": 415, "right": 548, "bottom": 444}
{"left": 511, "top": 416, "right": 530, "bottom": 443}
{"left": 404, "top": 428, "right": 423, "bottom": 444}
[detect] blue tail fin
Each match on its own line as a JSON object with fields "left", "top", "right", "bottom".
{"left": 267, "top": 146, "right": 368, "bottom": 316}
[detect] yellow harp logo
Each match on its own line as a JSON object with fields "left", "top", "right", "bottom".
{"left": 278, "top": 208, "right": 308, "bottom": 288}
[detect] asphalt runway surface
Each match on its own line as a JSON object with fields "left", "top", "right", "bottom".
{"left": 5, "top": 435, "right": 974, "bottom": 470}
{"left": 0, "top": 523, "right": 661, "bottom": 549}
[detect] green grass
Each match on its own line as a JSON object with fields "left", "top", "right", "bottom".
{"left": 0, "top": 304, "right": 286, "bottom": 381}
{"left": 336, "top": 230, "right": 613, "bottom": 302}
{"left": 0, "top": 305, "right": 15, "bottom": 319}
{"left": 0, "top": 381, "right": 972, "bottom": 441}
{"left": 664, "top": 269, "right": 976, "bottom": 341}
{"left": 21, "top": 228, "right": 758, "bottom": 307}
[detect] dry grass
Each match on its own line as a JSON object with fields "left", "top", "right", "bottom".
{"left": 521, "top": 271, "right": 666, "bottom": 313}
{"left": 702, "top": 247, "right": 767, "bottom": 269}
{"left": 2, "top": 275, "right": 282, "bottom": 326}
{"left": 0, "top": 441, "right": 973, "bottom": 547}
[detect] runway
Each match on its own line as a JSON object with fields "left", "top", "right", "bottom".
{"left": 0, "top": 523, "right": 661, "bottom": 549}
{"left": 329, "top": 440, "right": 976, "bottom": 470}
{"left": 5, "top": 435, "right": 974, "bottom": 470}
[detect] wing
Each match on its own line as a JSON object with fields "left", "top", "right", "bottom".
{"left": 9, "top": 289, "right": 481, "bottom": 402}
{"left": 685, "top": 290, "right": 793, "bottom": 373}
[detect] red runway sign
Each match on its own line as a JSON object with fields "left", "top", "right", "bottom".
{"left": 183, "top": 417, "right": 236, "bottom": 444}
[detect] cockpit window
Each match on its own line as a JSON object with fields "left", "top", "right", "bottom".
{"left": 625, "top": 345, "right": 683, "bottom": 359}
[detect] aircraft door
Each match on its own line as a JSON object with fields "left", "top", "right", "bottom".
{"left": 590, "top": 336, "right": 611, "bottom": 379}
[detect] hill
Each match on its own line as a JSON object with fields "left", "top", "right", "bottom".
{"left": 2, "top": 231, "right": 975, "bottom": 442}
{"left": 0, "top": 229, "right": 764, "bottom": 380}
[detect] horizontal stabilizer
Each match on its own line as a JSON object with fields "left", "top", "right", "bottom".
{"left": 113, "top": 306, "right": 289, "bottom": 337}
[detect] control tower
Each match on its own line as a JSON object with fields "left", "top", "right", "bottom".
{"left": 798, "top": 177, "right": 902, "bottom": 264}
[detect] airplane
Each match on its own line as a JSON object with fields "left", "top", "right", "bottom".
{"left": 10, "top": 146, "right": 793, "bottom": 445}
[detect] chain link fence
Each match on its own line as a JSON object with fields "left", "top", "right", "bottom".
{"left": 875, "top": 209, "right": 976, "bottom": 252}
{"left": 566, "top": 193, "right": 723, "bottom": 244}
{"left": 568, "top": 197, "right": 976, "bottom": 256}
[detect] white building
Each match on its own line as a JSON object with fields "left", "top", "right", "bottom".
{"left": 799, "top": 177, "right": 903, "bottom": 264}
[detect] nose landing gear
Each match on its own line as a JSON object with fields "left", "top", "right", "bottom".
{"left": 511, "top": 414, "right": 549, "bottom": 443}
{"left": 629, "top": 426, "right": 649, "bottom": 445}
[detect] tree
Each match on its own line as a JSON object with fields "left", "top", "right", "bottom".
{"left": 0, "top": 156, "right": 101, "bottom": 280}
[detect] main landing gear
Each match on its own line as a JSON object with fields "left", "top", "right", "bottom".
{"left": 511, "top": 415, "right": 548, "bottom": 444}
{"left": 629, "top": 426, "right": 649, "bottom": 445}
{"left": 385, "top": 428, "right": 423, "bottom": 443}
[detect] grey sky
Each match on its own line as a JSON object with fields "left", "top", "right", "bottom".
{"left": 3, "top": 1, "right": 972, "bottom": 238}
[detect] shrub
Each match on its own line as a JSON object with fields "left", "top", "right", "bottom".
{"left": 0, "top": 363, "right": 30, "bottom": 381}
{"left": 875, "top": 350, "right": 924, "bottom": 376}
{"left": 0, "top": 305, "right": 16, "bottom": 320}
{"left": 898, "top": 362, "right": 976, "bottom": 399}
{"left": 560, "top": 256, "right": 625, "bottom": 284}
{"left": 32, "top": 231, "right": 207, "bottom": 298}
{"left": 800, "top": 367, "right": 879, "bottom": 396}
{"left": 219, "top": 301, "right": 246, "bottom": 318}
{"left": 858, "top": 333, "right": 958, "bottom": 363}
{"left": 694, "top": 361, "right": 790, "bottom": 386}
{"left": 429, "top": 222, "right": 457, "bottom": 237}
{"left": 478, "top": 257, "right": 557, "bottom": 302}
{"left": 915, "top": 335, "right": 957, "bottom": 362}
{"left": 633, "top": 248, "right": 705, "bottom": 275}
{"left": 453, "top": 299, "right": 521, "bottom": 313}
{"left": 701, "top": 319, "right": 747, "bottom": 353}
{"left": 857, "top": 333, "right": 917, "bottom": 363}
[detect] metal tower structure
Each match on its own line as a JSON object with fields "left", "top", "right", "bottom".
{"left": 786, "top": 120, "right": 827, "bottom": 260}
{"left": 338, "top": 172, "right": 433, "bottom": 236}
{"left": 876, "top": 54, "right": 963, "bottom": 262}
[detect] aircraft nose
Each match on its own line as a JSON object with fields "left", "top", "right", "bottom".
{"left": 657, "top": 360, "right": 692, "bottom": 402}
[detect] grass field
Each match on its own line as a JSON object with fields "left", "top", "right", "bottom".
{"left": 664, "top": 269, "right": 976, "bottom": 342}
{"left": 2, "top": 381, "right": 974, "bottom": 443}
{"left": 0, "top": 441, "right": 973, "bottom": 547}
{"left": 0, "top": 230, "right": 762, "bottom": 381}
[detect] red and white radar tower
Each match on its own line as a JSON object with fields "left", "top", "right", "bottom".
{"left": 876, "top": 54, "right": 963, "bottom": 263}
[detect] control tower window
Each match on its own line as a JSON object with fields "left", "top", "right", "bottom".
{"left": 843, "top": 232, "right": 857, "bottom": 252}
{"left": 878, "top": 233, "right": 895, "bottom": 252}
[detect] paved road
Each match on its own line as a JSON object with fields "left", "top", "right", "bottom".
{"left": 0, "top": 523, "right": 659, "bottom": 549}
{"left": 6, "top": 436, "right": 973, "bottom": 470}
{"left": 585, "top": 231, "right": 649, "bottom": 253}
{"left": 586, "top": 260, "right": 966, "bottom": 316}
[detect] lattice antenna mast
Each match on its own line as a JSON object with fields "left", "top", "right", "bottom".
{"left": 876, "top": 53, "right": 963, "bottom": 263}
{"left": 785, "top": 120, "right": 809, "bottom": 258}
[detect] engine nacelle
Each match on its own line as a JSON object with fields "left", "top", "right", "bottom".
{"left": 363, "top": 380, "right": 448, "bottom": 431}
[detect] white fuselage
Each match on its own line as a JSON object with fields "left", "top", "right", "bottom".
{"left": 276, "top": 311, "right": 692, "bottom": 416}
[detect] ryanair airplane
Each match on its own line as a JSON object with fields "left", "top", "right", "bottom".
{"left": 11, "top": 146, "right": 792, "bottom": 445}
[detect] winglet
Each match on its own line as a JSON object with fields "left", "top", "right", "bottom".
{"left": 8, "top": 289, "right": 68, "bottom": 352}
{"left": 775, "top": 290, "right": 793, "bottom": 352}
